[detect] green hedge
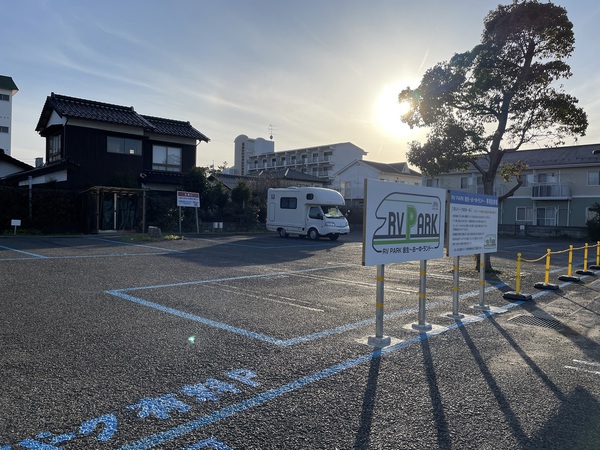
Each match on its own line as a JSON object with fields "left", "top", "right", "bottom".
{"left": 0, "top": 186, "right": 80, "bottom": 234}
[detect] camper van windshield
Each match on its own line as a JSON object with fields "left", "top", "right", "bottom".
{"left": 322, "top": 206, "right": 344, "bottom": 218}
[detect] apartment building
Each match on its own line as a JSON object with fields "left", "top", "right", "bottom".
{"left": 426, "top": 144, "right": 600, "bottom": 228}
{"left": 233, "top": 135, "right": 367, "bottom": 183}
{"left": 0, "top": 75, "right": 19, "bottom": 155}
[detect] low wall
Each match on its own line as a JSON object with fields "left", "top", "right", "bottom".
{"left": 498, "top": 224, "right": 589, "bottom": 240}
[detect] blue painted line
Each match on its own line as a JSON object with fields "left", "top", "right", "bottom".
{"left": 0, "top": 244, "right": 47, "bottom": 259}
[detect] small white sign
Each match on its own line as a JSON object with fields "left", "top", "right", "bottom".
{"left": 177, "top": 191, "right": 200, "bottom": 208}
{"left": 447, "top": 191, "right": 498, "bottom": 256}
{"left": 11, "top": 219, "right": 21, "bottom": 226}
{"left": 363, "top": 180, "right": 446, "bottom": 266}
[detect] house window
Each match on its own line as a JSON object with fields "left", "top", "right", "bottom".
{"left": 152, "top": 145, "right": 182, "bottom": 172}
{"left": 536, "top": 207, "right": 556, "bottom": 226}
{"left": 280, "top": 197, "right": 297, "bottom": 209}
{"left": 587, "top": 171, "right": 600, "bottom": 186}
{"left": 516, "top": 206, "right": 533, "bottom": 222}
{"left": 425, "top": 178, "right": 440, "bottom": 187}
{"left": 0, "top": 126, "right": 8, "bottom": 133}
{"left": 107, "top": 136, "right": 142, "bottom": 155}
{"left": 48, "top": 134, "right": 62, "bottom": 163}
{"left": 0, "top": 94, "right": 9, "bottom": 101}
{"left": 586, "top": 207, "right": 599, "bottom": 222}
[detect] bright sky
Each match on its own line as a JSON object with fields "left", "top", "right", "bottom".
{"left": 4, "top": 0, "right": 600, "bottom": 168}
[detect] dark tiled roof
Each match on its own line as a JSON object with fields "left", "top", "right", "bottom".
{"left": 35, "top": 93, "right": 210, "bottom": 142}
{"left": 456, "top": 144, "right": 600, "bottom": 173}
{"left": 0, "top": 159, "right": 79, "bottom": 183}
{"left": 0, "top": 151, "right": 32, "bottom": 171}
{"left": 140, "top": 170, "right": 183, "bottom": 185}
{"left": 0, "top": 75, "right": 18, "bottom": 92}
{"left": 36, "top": 93, "right": 153, "bottom": 132}
{"left": 209, "top": 173, "right": 257, "bottom": 190}
{"left": 142, "top": 115, "right": 209, "bottom": 141}
{"left": 361, "top": 160, "right": 421, "bottom": 177}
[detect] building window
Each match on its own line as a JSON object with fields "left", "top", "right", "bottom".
{"left": 586, "top": 207, "right": 599, "bottom": 222}
{"left": 587, "top": 171, "right": 600, "bottom": 186}
{"left": 460, "top": 177, "right": 472, "bottom": 189}
{"left": 280, "top": 197, "right": 297, "bottom": 209}
{"left": 152, "top": 145, "right": 182, "bottom": 172}
{"left": 48, "top": 134, "right": 62, "bottom": 162}
{"left": 516, "top": 206, "right": 533, "bottom": 222}
{"left": 107, "top": 136, "right": 142, "bottom": 155}
{"left": 536, "top": 207, "right": 556, "bottom": 226}
{"left": 0, "top": 94, "right": 9, "bottom": 101}
{"left": 425, "top": 178, "right": 440, "bottom": 187}
{"left": 0, "top": 126, "right": 8, "bottom": 133}
{"left": 312, "top": 153, "right": 319, "bottom": 163}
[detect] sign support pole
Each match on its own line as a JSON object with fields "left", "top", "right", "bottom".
{"left": 178, "top": 206, "right": 182, "bottom": 236}
{"left": 367, "top": 264, "right": 391, "bottom": 348}
{"left": 412, "top": 260, "right": 432, "bottom": 332}
{"left": 447, "top": 256, "right": 464, "bottom": 319}
{"left": 473, "top": 252, "right": 490, "bottom": 311}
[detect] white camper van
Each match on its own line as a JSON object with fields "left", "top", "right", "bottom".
{"left": 266, "top": 187, "right": 350, "bottom": 240}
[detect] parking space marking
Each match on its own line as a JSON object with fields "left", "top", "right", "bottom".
{"left": 88, "top": 237, "right": 185, "bottom": 253}
{"left": 0, "top": 244, "right": 48, "bottom": 259}
{"left": 119, "top": 297, "right": 532, "bottom": 450}
{"left": 215, "top": 283, "right": 325, "bottom": 312}
{"left": 565, "top": 359, "right": 600, "bottom": 376}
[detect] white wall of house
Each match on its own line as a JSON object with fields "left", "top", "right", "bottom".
{"left": 0, "top": 79, "right": 18, "bottom": 155}
{"left": 331, "top": 160, "right": 422, "bottom": 200}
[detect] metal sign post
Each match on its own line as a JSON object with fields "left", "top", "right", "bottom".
{"left": 447, "top": 256, "right": 464, "bottom": 319}
{"left": 362, "top": 179, "right": 446, "bottom": 345}
{"left": 176, "top": 191, "right": 201, "bottom": 236}
{"left": 412, "top": 260, "right": 432, "bottom": 332}
{"left": 367, "top": 264, "right": 391, "bottom": 347}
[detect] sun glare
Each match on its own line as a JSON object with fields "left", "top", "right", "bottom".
{"left": 375, "top": 82, "right": 412, "bottom": 138}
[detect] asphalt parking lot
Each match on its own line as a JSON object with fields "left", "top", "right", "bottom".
{"left": 1, "top": 232, "right": 599, "bottom": 449}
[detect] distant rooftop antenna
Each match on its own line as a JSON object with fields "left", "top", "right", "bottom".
{"left": 268, "top": 124, "right": 275, "bottom": 140}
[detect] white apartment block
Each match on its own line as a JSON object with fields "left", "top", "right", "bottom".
{"left": 0, "top": 75, "right": 18, "bottom": 156}
{"left": 233, "top": 134, "right": 367, "bottom": 182}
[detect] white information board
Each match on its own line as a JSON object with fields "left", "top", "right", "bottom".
{"left": 447, "top": 190, "right": 498, "bottom": 256}
{"left": 177, "top": 191, "right": 200, "bottom": 208}
{"left": 363, "top": 180, "right": 446, "bottom": 266}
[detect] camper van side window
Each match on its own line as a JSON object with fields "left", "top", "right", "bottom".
{"left": 306, "top": 194, "right": 314, "bottom": 200}
{"left": 280, "top": 197, "right": 297, "bottom": 209}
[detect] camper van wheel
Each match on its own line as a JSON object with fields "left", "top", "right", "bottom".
{"left": 308, "top": 228, "right": 320, "bottom": 240}
{"left": 278, "top": 228, "right": 288, "bottom": 238}
{"left": 329, "top": 233, "right": 339, "bottom": 241}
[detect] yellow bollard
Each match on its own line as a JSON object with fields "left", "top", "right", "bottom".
{"left": 503, "top": 253, "right": 532, "bottom": 300}
{"left": 515, "top": 253, "right": 522, "bottom": 295}
{"left": 559, "top": 245, "right": 581, "bottom": 282}
{"left": 544, "top": 249, "right": 551, "bottom": 285}
{"left": 535, "top": 249, "right": 559, "bottom": 290}
{"left": 576, "top": 243, "right": 596, "bottom": 276}
{"left": 590, "top": 241, "right": 600, "bottom": 270}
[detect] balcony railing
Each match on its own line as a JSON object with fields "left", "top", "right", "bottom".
{"left": 531, "top": 183, "right": 572, "bottom": 199}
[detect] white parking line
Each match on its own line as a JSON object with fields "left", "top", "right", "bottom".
{"left": 564, "top": 359, "right": 600, "bottom": 375}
